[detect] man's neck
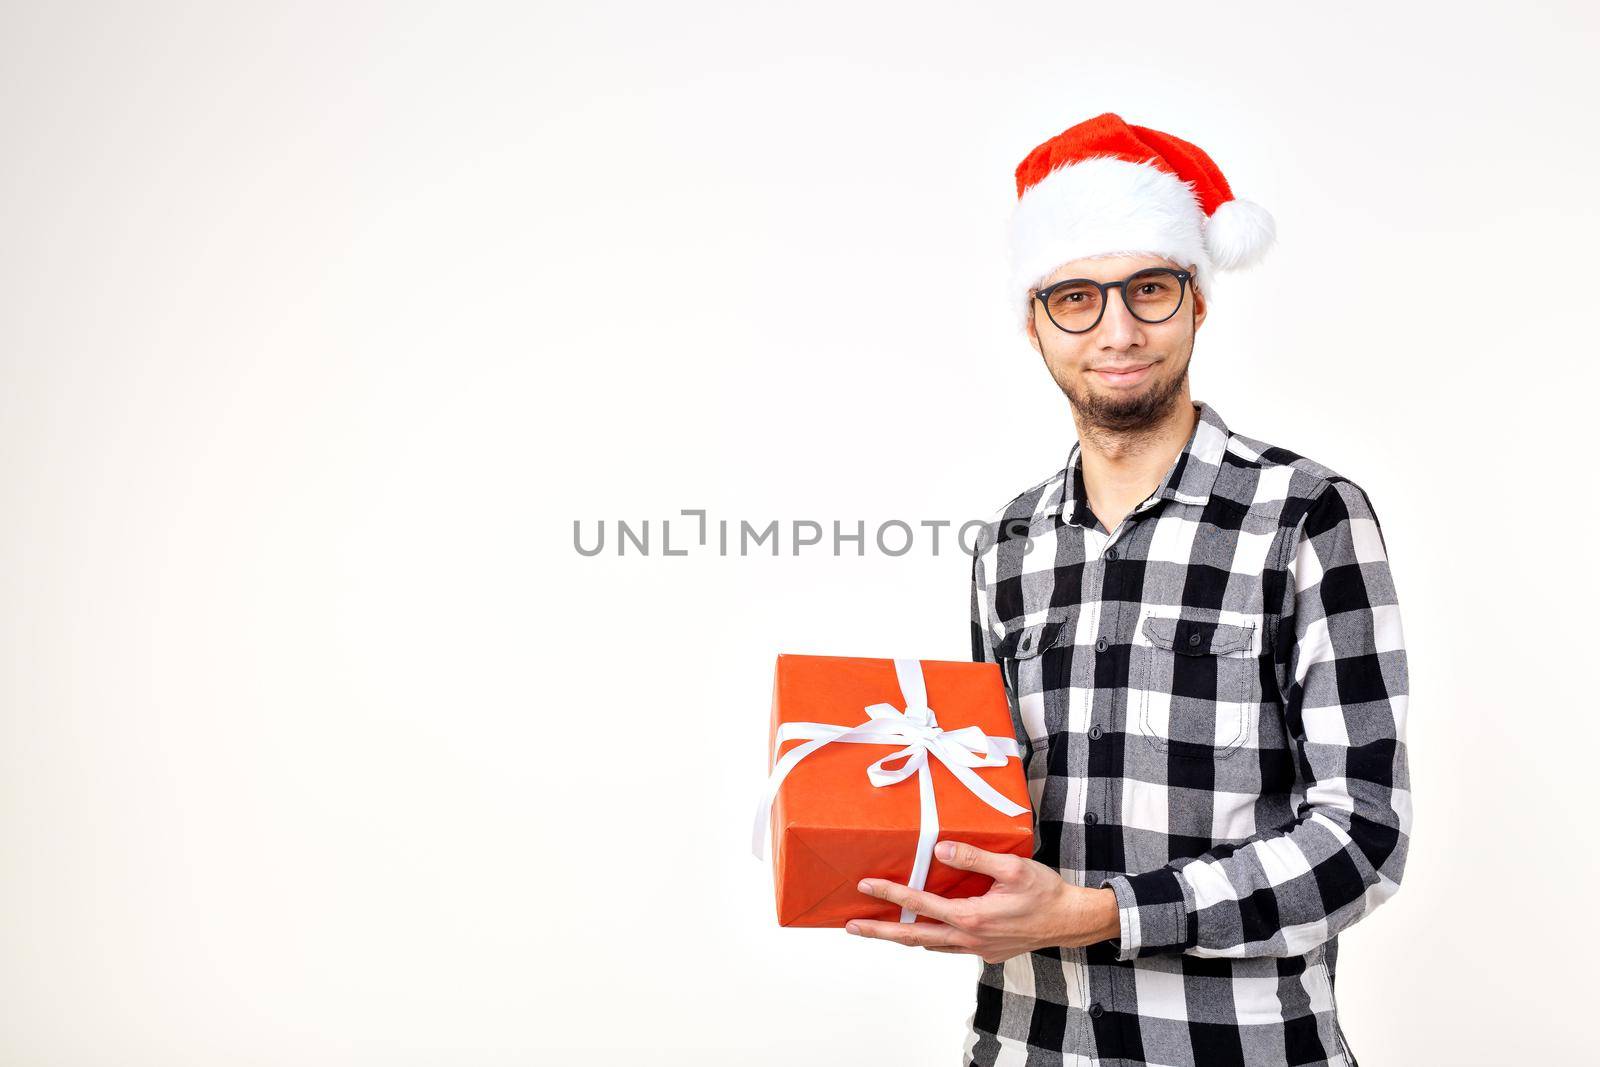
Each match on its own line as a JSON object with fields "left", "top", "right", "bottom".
{"left": 1072, "top": 397, "right": 1199, "bottom": 534}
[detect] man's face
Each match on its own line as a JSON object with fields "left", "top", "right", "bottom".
{"left": 1026, "top": 254, "right": 1207, "bottom": 433}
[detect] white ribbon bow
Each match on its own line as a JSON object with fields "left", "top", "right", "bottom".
{"left": 751, "top": 658, "right": 1027, "bottom": 923}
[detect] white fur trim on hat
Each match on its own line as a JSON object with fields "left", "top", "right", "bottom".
{"left": 1007, "top": 155, "right": 1212, "bottom": 334}
{"left": 1205, "top": 198, "right": 1276, "bottom": 270}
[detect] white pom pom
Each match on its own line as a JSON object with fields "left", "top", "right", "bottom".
{"left": 1205, "top": 199, "right": 1276, "bottom": 270}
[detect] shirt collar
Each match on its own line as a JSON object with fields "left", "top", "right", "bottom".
{"left": 1056, "top": 400, "right": 1232, "bottom": 527}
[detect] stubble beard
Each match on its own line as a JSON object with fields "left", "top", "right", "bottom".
{"left": 1060, "top": 342, "right": 1193, "bottom": 436}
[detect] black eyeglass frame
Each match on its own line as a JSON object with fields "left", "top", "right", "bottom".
{"left": 1031, "top": 267, "right": 1194, "bottom": 334}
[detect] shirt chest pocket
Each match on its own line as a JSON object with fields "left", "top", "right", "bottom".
{"left": 994, "top": 619, "right": 1069, "bottom": 748}
{"left": 1133, "top": 613, "right": 1260, "bottom": 760}
{"left": 994, "top": 620, "right": 1069, "bottom": 809}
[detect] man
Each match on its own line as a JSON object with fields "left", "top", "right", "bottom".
{"left": 844, "top": 114, "right": 1411, "bottom": 1066}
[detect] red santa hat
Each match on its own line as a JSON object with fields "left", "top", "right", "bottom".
{"left": 1007, "top": 113, "right": 1276, "bottom": 332}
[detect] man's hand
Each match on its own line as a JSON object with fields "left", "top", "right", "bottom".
{"left": 845, "top": 839, "right": 1120, "bottom": 965}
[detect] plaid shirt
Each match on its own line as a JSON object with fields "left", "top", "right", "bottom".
{"left": 962, "top": 400, "right": 1411, "bottom": 1067}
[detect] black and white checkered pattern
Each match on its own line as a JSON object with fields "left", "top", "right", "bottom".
{"left": 962, "top": 400, "right": 1410, "bottom": 1067}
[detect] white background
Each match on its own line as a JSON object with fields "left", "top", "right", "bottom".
{"left": 3, "top": 2, "right": 1595, "bottom": 1063}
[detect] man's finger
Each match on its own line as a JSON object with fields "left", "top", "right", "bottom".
{"left": 855, "top": 877, "right": 964, "bottom": 926}
{"left": 846, "top": 918, "right": 967, "bottom": 949}
{"left": 935, "top": 839, "right": 1020, "bottom": 882}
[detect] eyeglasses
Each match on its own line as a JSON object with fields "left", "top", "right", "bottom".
{"left": 1031, "top": 267, "right": 1193, "bottom": 334}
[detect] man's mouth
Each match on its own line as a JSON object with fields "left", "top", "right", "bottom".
{"left": 1091, "top": 363, "right": 1154, "bottom": 386}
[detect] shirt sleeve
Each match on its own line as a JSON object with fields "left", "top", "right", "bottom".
{"left": 970, "top": 544, "right": 1001, "bottom": 666}
{"left": 1098, "top": 477, "right": 1412, "bottom": 960}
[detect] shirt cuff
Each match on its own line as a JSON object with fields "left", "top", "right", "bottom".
{"left": 1098, "top": 867, "right": 1196, "bottom": 960}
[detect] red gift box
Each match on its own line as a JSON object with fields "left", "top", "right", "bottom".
{"left": 752, "top": 654, "right": 1035, "bottom": 927}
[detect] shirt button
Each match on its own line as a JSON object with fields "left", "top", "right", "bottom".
{"left": 1188, "top": 632, "right": 1202, "bottom": 646}
{"left": 1088, "top": 724, "right": 1103, "bottom": 740}
{"left": 1105, "top": 547, "right": 1118, "bottom": 560}
{"left": 1089, "top": 1002, "right": 1104, "bottom": 1018}
{"left": 1084, "top": 811, "right": 1098, "bottom": 825}
{"left": 1095, "top": 637, "right": 1108, "bottom": 653}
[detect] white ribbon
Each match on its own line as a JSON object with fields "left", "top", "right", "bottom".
{"left": 751, "top": 658, "right": 1026, "bottom": 923}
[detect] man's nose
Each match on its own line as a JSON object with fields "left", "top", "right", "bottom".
{"left": 1097, "top": 288, "right": 1145, "bottom": 345}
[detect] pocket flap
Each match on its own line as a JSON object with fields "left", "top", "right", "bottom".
{"left": 996, "top": 619, "right": 1067, "bottom": 659}
{"left": 1142, "top": 615, "right": 1255, "bottom": 656}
